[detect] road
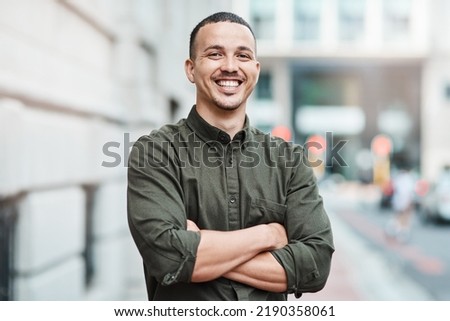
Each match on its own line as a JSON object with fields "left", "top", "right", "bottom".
{"left": 323, "top": 182, "right": 450, "bottom": 300}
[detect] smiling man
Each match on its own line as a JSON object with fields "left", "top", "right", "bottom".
{"left": 127, "top": 12, "right": 334, "bottom": 301}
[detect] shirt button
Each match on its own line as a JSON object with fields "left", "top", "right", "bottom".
{"left": 218, "top": 133, "right": 230, "bottom": 144}
{"left": 229, "top": 196, "right": 236, "bottom": 204}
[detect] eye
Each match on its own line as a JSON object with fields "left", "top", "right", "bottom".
{"left": 237, "top": 53, "right": 251, "bottom": 61}
{"left": 208, "top": 52, "right": 223, "bottom": 59}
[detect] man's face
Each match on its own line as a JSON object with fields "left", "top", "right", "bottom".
{"left": 185, "top": 22, "right": 260, "bottom": 112}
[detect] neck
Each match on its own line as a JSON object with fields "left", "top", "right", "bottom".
{"left": 196, "top": 104, "right": 246, "bottom": 138}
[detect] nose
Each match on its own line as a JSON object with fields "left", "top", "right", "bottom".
{"left": 221, "top": 56, "right": 238, "bottom": 73}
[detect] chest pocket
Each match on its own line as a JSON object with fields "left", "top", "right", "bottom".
{"left": 246, "top": 198, "right": 287, "bottom": 227}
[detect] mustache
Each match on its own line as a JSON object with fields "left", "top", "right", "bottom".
{"left": 212, "top": 71, "right": 245, "bottom": 81}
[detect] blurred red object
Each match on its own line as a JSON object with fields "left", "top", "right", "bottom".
{"left": 306, "top": 134, "right": 327, "bottom": 155}
{"left": 271, "top": 125, "right": 292, "bottom": 141}
{"left": 371, "top": 134, "right": 392, "bottom": 157}
{"left": 415, "top": 179, "right": 430, "bottom": 197}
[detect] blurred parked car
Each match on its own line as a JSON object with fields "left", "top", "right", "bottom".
{"left": 419, "top": 170, "right": 450, "bottom": 224}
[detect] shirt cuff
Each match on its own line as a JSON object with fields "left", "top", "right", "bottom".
{"left": 271, "top": 243, "right": 320, "bottom": 298}
{"left": 162, "top": 229, "right": 201, "bottom": 285}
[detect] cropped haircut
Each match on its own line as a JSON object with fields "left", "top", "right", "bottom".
{"left": 189, "top": 12, "right": 256, "bottom": 59}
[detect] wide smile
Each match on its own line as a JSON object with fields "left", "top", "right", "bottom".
{"left": 214, "top": 79, "right": 243, "bottom": 94}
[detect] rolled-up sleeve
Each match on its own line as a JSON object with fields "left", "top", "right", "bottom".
{"left": 127, "top": 134, "right": 200, "bottom": 285}
{"left": 271, "top": 147, "right": 334, "bottom": 298}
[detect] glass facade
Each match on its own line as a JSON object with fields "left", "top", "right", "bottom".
{"left": 248, "top": 1, "right": 428, "bottom": 180}
{"left": 255, "top": 72, "right": 273, "bottom": 100}
{"left": 338, "top": 0, "right": 366, "bottom": 42}
{"left": 250, "top": 0, "right": 276, "bottom": 40}
{"left": 294, "top": 0, "right": 323, "bottom": 42}
{"left": 383, "top": 0, "right": 412, "bottom": 42}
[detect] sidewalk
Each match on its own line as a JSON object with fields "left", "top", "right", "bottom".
{"left": 298, "top": 212, "right": 432, "bottom": 301}
{"left": 297, "top": 185, "right": 433, "bottom": 301}
{"left": 296, "top": 218, "right": 364, "bottom": 301}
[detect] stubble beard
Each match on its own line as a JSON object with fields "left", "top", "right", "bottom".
{"left": 212, "top": 95, "right": 243, "bottom": 112}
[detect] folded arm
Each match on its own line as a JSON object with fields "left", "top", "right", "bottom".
{"left": 223, "top": 252, "right": 287, "bottom": 292}
{"left": 187, "top": 220, "right": 288, "bottom": 292}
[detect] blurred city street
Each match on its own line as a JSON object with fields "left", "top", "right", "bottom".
{"left": 302, "top": 181, "right": 450, "bottom": 301}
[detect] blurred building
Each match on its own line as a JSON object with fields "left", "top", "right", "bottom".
{"left": 0, "top": 0, "right": 233, "bottom": 300}
{"left": 422, "top": 0, "right": 450, "bottom": 181}
{"left": 231, "top": 0, "right": 449, "bottom": 182}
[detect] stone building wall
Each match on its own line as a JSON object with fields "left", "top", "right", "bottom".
{"left": 0, "top": 0, "right": 230, "bottom": 300}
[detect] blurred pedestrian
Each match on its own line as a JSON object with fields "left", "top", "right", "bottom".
{"left": 386, "top": 166, "right": 417, "bottom": 242}
{"left": 127, "top": 12, "right": 334, "bottom": 300}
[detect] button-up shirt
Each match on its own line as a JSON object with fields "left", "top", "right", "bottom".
{"left": 127, "top": 106, "right": 334, "bottom": 300}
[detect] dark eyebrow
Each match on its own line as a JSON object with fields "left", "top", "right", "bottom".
{"left": 203, "top": 45, "right": 255, "bottom": 54}
{"left": 203, "top": 45, "right": 225, "bottom": 52}
{"left": 237, "top": 46, "right": 254, "bottom": 53}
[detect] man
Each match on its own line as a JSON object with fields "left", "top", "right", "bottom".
{"left": 127, "top": 12, "right": 334, "bottom": 301}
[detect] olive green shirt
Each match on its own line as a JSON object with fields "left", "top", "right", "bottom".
{"left": 127, "top": 106, "right": 334, "bottom": 300}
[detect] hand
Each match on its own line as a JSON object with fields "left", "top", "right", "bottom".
{"left": 187, "top": 219, "right": 200, "bottom": 232}
{"left": 267, "top": 223, "right": 288, "bottom": 250}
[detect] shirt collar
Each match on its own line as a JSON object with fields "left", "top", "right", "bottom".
{"left": 186, "top": 105, "right": 250, "bottom": 144}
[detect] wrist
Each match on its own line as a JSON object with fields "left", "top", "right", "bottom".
{"left": 261, "top": 224, "right": 278, "bottom": 250}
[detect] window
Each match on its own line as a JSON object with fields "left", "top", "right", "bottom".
{"left": 250, "top": 0, "right": 276, "bottom": 40}
{"left": 383, "top": 0, "right": 411, "bottom": 42}
{"left": 0, "top": 199, "right": 18, "bottom": 300}
{"left": 255, "top": 72, "right": 273, "bottom": 100}
{"left": 294, "top": 0, "right": 322, "bottom": 42}
{"left": 83, "top": 185, "right": 97, "bottom": 288}
{"left": 338, "top": 0, "right": 366, "bottom": 42}
{"left": 169, "top": 98, "right": 180, "bottom": 122}
{"left": 445, "top": 84, "right": 450, "bottom": 102}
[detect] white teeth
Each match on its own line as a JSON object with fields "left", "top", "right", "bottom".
{"left": 217, "top": 80, "right": 239, "bottom": 87}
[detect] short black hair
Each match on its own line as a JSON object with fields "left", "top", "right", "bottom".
{"left": 189, "top": 12, "right": 256, "bottom": 59}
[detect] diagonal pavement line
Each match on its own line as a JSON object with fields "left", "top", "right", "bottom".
{"left": 325, "top": 210, "right": 433, "bottom": 300}
{"left": 339, "top": 209, "right": 445, "bottom": 276}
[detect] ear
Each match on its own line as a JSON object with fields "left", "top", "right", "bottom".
{"left": 184, "top": 58, "right": 195, "bottom": 83}
{"left": 255, "top": 60, "right": 261, "bottom": 82}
